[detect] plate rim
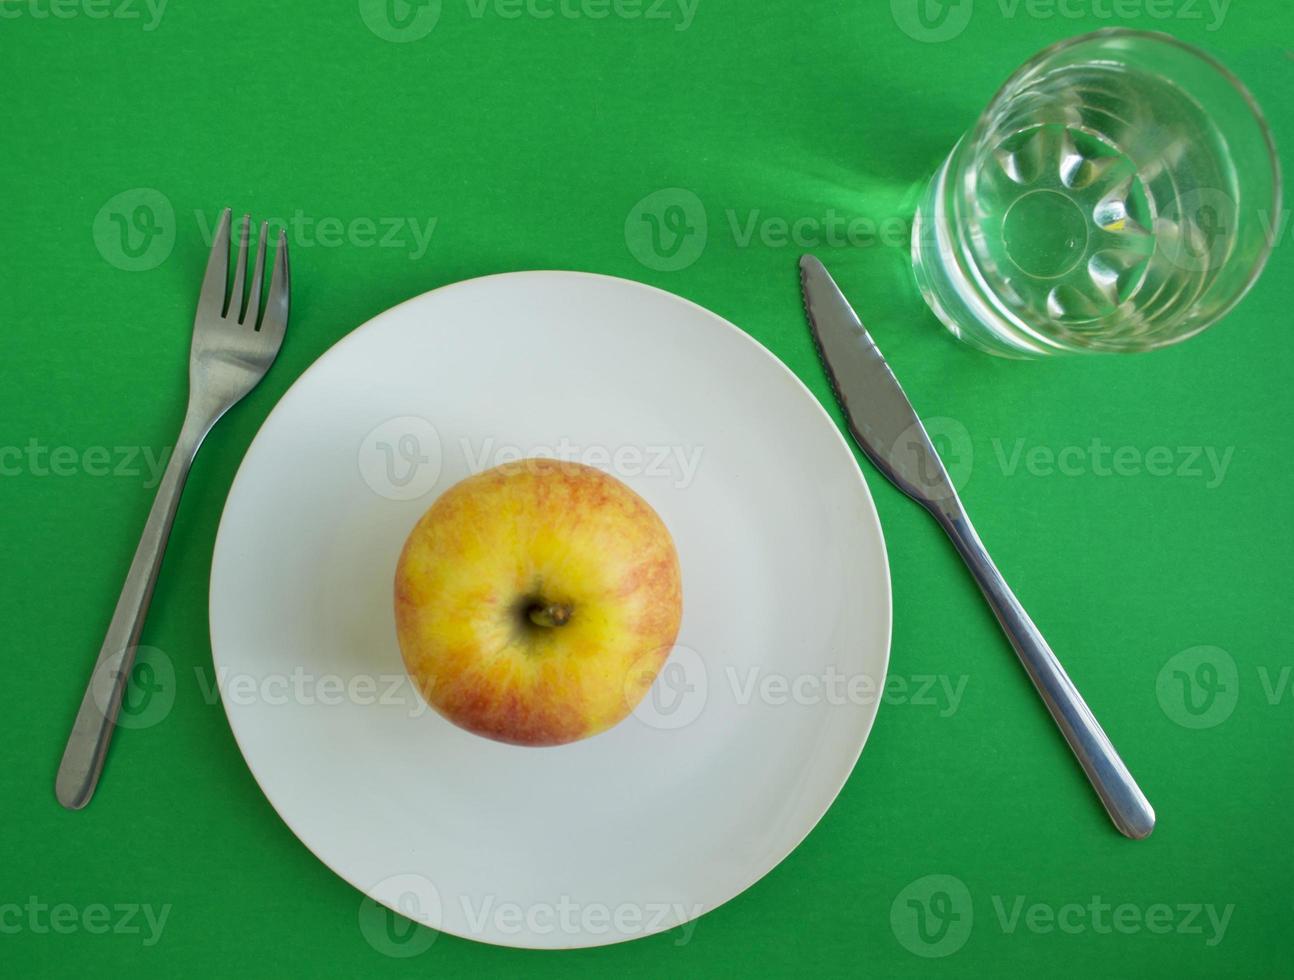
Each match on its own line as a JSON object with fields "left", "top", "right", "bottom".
{"left": 209, "top": 269, "right": 893, "bottom": 949}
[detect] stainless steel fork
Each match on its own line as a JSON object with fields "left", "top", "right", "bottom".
{"left": 56, "top": 209, "right": 290, "bottom": 810}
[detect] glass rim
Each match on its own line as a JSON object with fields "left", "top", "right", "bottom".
{"left": 953, "top": 28, "right": 1283, "bottom": 350}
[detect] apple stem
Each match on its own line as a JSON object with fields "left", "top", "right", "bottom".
{"left": 527, "top": 603, "right": 574, "bottom": 629}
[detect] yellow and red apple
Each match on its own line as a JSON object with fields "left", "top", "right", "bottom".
{"left": 394, "top": 459, "right": 683, "bottom": 746}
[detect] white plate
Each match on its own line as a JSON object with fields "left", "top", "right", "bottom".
{"left": 210, "top": 271, "right": 891, "bottom": 950}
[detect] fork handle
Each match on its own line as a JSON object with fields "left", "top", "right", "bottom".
{"left": 55, "top": 414, "right": 207, "bottom": 810}
{"left": 935, "top": 507, "right": 1156, "bottom": 840}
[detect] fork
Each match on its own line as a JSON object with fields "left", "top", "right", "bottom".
{"left": 56, "top": 209, "right": 290, "bottom": 810}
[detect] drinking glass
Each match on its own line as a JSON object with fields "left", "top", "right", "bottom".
{"left": 911, "top": 30, "right": 1281, "bottom": 356}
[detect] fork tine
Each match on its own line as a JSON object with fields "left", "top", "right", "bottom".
{"left": 226, "top": 214, "right": 250, "bottom": 319}
{"left": 199, "top": 208, "right": 232, "bottom": 314}
{"left": 244, "top": 221, "right": 269, "bottom": 328}
{"left": 258, "top": 228, "right": 290, "bottom": 344}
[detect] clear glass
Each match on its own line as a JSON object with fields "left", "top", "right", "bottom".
{"left": 911, "top": 30, "right": 1282, "bottom": 357}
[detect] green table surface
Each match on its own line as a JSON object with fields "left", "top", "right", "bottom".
{"left": 3, "top": 1, "right": 1291, "bottom": 976}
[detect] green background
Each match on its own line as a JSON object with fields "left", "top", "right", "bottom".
{"left": 3, "top": 0, "right": 1291, "bottom": 976}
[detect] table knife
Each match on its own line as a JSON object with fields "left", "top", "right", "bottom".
{"left": 799, "top": 254, "right": 1155, "bottom": 840}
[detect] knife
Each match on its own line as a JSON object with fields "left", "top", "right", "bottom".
{"left": 799, "top": 254, "right": 1155, "bottom": 840}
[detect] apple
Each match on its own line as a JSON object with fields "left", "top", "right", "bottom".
{"left": 394, "top": 458, "right": 683, "bottom": 747}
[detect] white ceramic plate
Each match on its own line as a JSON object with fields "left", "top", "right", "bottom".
{"left": 210, "top": 272, "right": 891, "bottom": 950}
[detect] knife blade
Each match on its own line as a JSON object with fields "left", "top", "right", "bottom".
{"left": 799, "top": 254, "right": 960, "bottom": 513}
{"left": 799, "top": 254, "right": 1155, "bottom": 840}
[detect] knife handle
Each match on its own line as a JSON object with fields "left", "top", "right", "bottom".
{"left": 934, "top": 507, "right": 1156, "bottom": 840}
